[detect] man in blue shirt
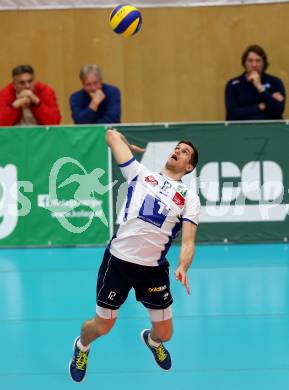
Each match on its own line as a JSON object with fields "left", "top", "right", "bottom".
{"left": 225, "top": 45, "right": 285, "bottom": 121}
{"left": 70, "top": 64, "right": 121, "bottom": 124}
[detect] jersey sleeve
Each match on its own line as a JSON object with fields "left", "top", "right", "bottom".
{"left": 118, "top": 157, "right": 144, "bottom": 182}
{"left": 182, "top": 191, "right": 201, "bottom": 226}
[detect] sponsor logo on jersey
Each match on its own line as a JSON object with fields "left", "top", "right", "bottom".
{"left": 145, "top": 175, "right": 158, "bottom": 186}
{"left": 177, "top": 185, "right": 187, "bottom": 198}
{"left": 173, "top": 191, "right": 185, "bottom": 207}
{"left": 148, "top": 285, "right": 167, "bottom": 293}
{"left": 160, "top": 180, "right": 172, "bottom": 196}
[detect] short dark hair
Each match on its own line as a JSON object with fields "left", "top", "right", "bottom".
{"left": 12, "top": 64, "right": 34, "bottom": 78}
{"left": 177, "top": 140, "right": 199, "bottom": 168}
{"left": 241, "top": 45, "right": 269, "bottom": 71}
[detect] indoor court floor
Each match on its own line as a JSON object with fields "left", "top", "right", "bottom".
{"left": 1, "top": 243, "right": 289, "bottom": 390}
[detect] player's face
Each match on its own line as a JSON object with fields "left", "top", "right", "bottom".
{"left": 245, "top": 52, "right": 264, "bottom": 74}
{"left": 82, "top": 72, "right": 102, "bottom": 94}
{"left": 13, "top": 73, "right": 35, "bottom": 93}
{"left": 166, "top": 143, "right": 194, "bottom": 175}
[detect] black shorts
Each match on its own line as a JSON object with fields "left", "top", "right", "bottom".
{"left": 96, "top": 249, "right": 173, "bottom": 310}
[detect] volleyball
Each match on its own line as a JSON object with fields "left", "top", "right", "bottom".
{"left": 109, "top": 4, "right": 142, "bottom": 37}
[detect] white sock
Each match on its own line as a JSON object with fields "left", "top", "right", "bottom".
{"left": 148, "top": 333, "right": 161, "bottom": 348}
{"left": 77, "top": 338, "right": 90, "bottom": 352}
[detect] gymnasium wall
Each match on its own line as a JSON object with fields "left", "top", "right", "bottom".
{"left": 0, "top": 3, "right": 288, "bottom": 123}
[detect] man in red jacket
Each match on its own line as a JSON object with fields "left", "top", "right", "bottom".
{"left": 0, "top": 64, "right": 61, "bottom": 126}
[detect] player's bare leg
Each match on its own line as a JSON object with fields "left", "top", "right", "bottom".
{"left": 141, "top": 313, "right": 173, "bottom": 370}
{"left": 69, "top": 314, "right": 116, "bottom": 382}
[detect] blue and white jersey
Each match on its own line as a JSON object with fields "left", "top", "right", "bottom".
{"left": 109, "top": 157, "right": 200, "bottom": 266}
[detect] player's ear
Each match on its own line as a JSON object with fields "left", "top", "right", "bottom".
{"left": 185, "top": 163, "right": 194, "bottom": 174}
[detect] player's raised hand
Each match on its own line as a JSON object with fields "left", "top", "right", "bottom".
{"left": 174, "top": 266, "right": 190, "bottom": 295}
{"left": 129, "top": 144, "right": 145, "bottom": 154}
{"left": 107, "top": 128, "right": 145, "bottom": 154}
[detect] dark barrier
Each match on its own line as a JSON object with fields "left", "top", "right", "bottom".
{"left": 111, "top": 122, "right": 289, "bottom": 242}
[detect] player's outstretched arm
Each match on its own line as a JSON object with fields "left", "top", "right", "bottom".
{"left": 175, "top": 221, "right": 197, "bottom": 295}
{"left": 106, "top": 128, "right": 145, "bottom": 165}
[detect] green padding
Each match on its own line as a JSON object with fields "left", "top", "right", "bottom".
{"left": 0, "top": 126, "right": 110, "bottom": 246}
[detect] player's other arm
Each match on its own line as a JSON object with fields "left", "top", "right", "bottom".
{"left": 175, "top": 221, "right": 197, "bottom": 295}
{"left": 106, "top": 128, "right": 145, "bottom": 165}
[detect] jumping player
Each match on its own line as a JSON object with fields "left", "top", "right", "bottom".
{"left": 69, "top": 128, "right": 200, "bottom": 381}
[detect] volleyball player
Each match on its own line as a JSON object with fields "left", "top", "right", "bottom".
{"left": 69, "top": 128, "right": 200, "bottom": 381}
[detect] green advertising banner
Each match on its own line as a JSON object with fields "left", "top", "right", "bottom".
{"left": 0, "top": 126, "right": 110, "bottom": 246}
{"left": 1, "top": 123, "right": 288, "bottom": 246}
{"left": 111, "top": 122, "right": 289, "bottom": 243}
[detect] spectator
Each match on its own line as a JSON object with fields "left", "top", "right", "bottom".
{"left": 225, "top": 45, "right": 285, "bottom": 121}
{"left": 0, "top": 64, "right": 61, "bottom": 126}
{"left": 70, "top": 64, "right": 121, "bottom": 124}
